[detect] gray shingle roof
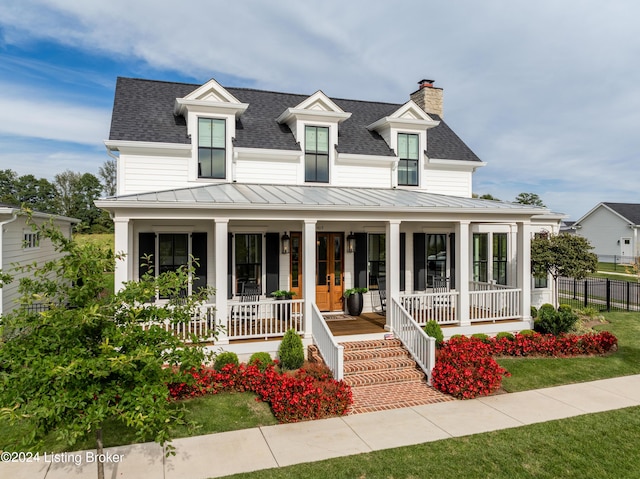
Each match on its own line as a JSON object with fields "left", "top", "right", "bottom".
{"left": 604, "top": 203, "right": 640, "bottom": 225}
{"left": 109, "top": 77, "right": 482, "bottom": 162}
{"left": 98, "top": 183, "right": 542, "bottom": 214}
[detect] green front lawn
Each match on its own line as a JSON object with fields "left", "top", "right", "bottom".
{"left": 225, "top": 406, "right": 640, "bottom": 479}
{"left": 498, "top": 311, "right": 640, "bottom": 391}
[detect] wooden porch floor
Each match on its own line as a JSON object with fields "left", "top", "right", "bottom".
{"left": 324, "top": 312, "right": 387, "bottom": 336}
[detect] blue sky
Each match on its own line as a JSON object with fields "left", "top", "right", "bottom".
{"left": 0, "top": 0, "right": 639, "bottom": 220}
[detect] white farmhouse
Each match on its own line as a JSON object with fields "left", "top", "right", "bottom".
{"left": 96, "top": 77, "right": 562, "bottom": 372}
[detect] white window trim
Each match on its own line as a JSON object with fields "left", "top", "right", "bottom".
{"left": 390, "top": 128, "right": 427, "bottom": 189}
{"left": 187, "top": 111, "right": 236, "bottom": 183}
{"left": 299, "top": 120, "right": 337, "bottom": 184}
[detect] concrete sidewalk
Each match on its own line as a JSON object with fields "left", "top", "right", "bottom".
{"left": 4, "top": 374, "right": 640, "bottom": 478}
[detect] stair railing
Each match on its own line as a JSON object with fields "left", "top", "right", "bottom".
{"left": 310, "top": 303, "right": 344, "bottom": 380}
{"left": 390, "top": 297, "right": 436, "bottom": 384}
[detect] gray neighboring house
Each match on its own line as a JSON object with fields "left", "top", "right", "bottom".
{"left": 0, "top": 204, "right": 78, "bottom": 315}
{"left": 574, "top": 202, "right": 640, "bottom": 263}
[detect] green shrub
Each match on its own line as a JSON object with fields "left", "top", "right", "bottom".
{"left": 471, "top": 333, "right": 491, "bottom": 344}
{"left": 423, "top": 320, "right": 444, "bottom": 347}
{"left": 496, "top": 331, "right": 515, "bottom": 341}
{"left": 248, "top": 352, "right": 274, "bottom": 372}
{"left": 534, "top": 304, "right": 578, "bottom": 335}
{"left": 278, "top": 329, "right": 304, "bottom": 370}
{"left": 214, "top": 351, "right": 239, "bottom": 371}
{"left": 519, "top": 329, "right": 535, "bottom": 337}
{"left": 449, "top": 334, "right": 463, "bottom": 340}
{"left": 531, "top": 306, "right": 538, "bottom": 318}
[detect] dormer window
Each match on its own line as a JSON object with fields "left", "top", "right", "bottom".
{"left": 398, "top": 133, "right": 419, "bottom": 186}
{"left": 198, "top": 118, "right": 226, "bottom": 178}
{"left": 305, "top": 126, "right": 330, "bottom": 183}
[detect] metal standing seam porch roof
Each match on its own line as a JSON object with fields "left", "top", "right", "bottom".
{"left": 96, "top": 183, "right": 548, "bottom": 215}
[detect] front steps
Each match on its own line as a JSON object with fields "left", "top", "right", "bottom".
{"left": 308, "top": 339, "right": 452, "bottom": 414}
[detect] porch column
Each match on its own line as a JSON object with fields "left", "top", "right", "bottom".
{"left": 517, "top": 221, "right": 532, "bottom": 324}
{"left": 214, "top": 219, "right": 229, "bottom": 344}
{"left": 455, "top": 221, "right": 471, "bottom": 326}
{"left": 302, "top": 220, "right": 316, "bottom": 338}
{"left": 113, "top": 217, "right": 130, "bottom": 293}
{"left": 385, "top": 220, "right": 401, "bottom": 330}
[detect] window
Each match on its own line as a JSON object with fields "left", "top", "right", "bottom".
{"left": 305, "top": 126, "right": 329, "bottom": 182}
{"left": 235, "top": 234, "right": 262, "bottom": 294}
{"left": 368, "top": 234, "right": 385, "bottom": 289}
{"left": 158, "top": 234, "right": 189, "bottom": 299}
{"left": 473, "top": 233, "right": 488, "bottom": 282}
{"left": 198, "top": 118, "right": 226, "bottom": 178}
{"left": 492, "top": 233, "right": 508, "bottom": 285}
{"left": 426, "top": 234, "right": 447, "bottom": 287}
{"left": 397, "top": 133, "right": 419, "bottom": 186}
{"left": 23, "top": 231, "right": 40, "bottom": 249}
{"left": 534, "top": 232, "right": 548, "bottom": 288}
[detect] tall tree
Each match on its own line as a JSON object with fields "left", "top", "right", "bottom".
{"left": 515, "top": 192, "right": 545, "bottom": 207}
{"left": 98, "top": 159, "right": 117, "bottom": 197}
{"left": 54, "top": 170, "right": 103, "bottom": 231}
{"left": 531, "top": 233, "right": 598, "bottom": 306}
{"left": 0, "top": 169, "right": 18, "bottom": 204}
{"left": 0, "top": 213, "right": 216, "bottom": 479}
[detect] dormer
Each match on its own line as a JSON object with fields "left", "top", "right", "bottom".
{"left": 277, "top": 91, "right": 351, "bottom": 183}
{"left": 367, "top": 100, "right": 439, "bottom": 188}
{"left": 175, "top": 79, "right": 249, "bottom": 182}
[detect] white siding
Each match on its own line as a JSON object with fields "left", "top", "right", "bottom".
{"left": 577, "top": 206, "right": 630, "bottom": 257}
{"left": 235, "top": 158, "right": 299, "bottom": 185}
{"left": 423, "top": 168, "right": 472, "bottom": 197}
{"left": 121, "top": 154, "right": 190, "bottom": 195}
{"left": 333, "top": 163, "right": 391, "bottom": 189}
{"left": 2, "top": 217, "right": 72, "bottom": 314}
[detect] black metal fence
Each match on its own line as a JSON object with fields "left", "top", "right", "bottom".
{"left": 558, "top": 277, "right": 640, "bottom": 312}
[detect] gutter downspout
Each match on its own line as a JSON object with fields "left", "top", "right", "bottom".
{"left": 0, "top": 211, "right": 19, "bottom": 316}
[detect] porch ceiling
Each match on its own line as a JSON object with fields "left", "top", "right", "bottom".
{"left": 96, "top": 183, "right": 547, "bottom": 215}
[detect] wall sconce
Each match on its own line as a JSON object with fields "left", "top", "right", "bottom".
{"left": 281, "top": 232, "right": 290, "bottom": 254}
{"left": 347, "top": 232, "right": 356, "bottom": 253}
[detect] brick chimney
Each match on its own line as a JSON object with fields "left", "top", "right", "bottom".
{"left": 410, "top": 78, "right": 443, "bottom": 118}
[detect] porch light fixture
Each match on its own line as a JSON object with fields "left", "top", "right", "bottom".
{"left": 281, "top": 232, "right": 290, "bottom": 254}
{"left": 347, "top": 232, "right": 356, "bottom": 253}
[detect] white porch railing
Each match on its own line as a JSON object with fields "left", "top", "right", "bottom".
{"left": 142, "top": 304, "right": 217, "bottom": 343}
{"left": 390, "top": 298, "right": 436, "bottom": 384}
{"left": 310, "top": 303, "right": 344, "bottom": 381}
{"left": 399, "top": 291, "right": 459, "bottom": 326}
{"left": 470, "top": 287, "right": 521, "bottom": 322}
{"left": 470, "top": 281, "right": 514, "bottom": 291}
{"left": 226, "top": 299, "right": 304, "bottom": 340}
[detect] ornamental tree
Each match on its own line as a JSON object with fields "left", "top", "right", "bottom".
{"left": 531, "top": 233, "right": 598, "bottom": 306}
{"left": 0, "top": 211, "right": 216, "bottom": 479}
{"left": 515, "top": 192, "right": 545, "bottom": 207}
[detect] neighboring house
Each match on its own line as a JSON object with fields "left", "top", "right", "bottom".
{"left": 574, "top": 202, "right": 640, "bottom": 263}
{"left": 0, "top": 204, "right": 78, "bottom": 315}
{"left": 96, "top": 76, "right": 562, "bottom": 363}
{"left": 560, "top": 220, "right": 577, "bottom": 234}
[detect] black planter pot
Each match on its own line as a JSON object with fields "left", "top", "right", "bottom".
{"left": 346, "top": 293, "right": 364, "bottom": 316}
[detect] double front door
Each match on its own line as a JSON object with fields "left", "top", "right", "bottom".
{"left": 316, "top": 233, "right": 344, "bottom": 311}
{"left": 287, "top": 232, "right": 345, "bottom": 312}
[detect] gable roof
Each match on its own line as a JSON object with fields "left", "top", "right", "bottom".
{"left": 602, "top": 203, "right": 640, "bottom": 225}
{"left": 575, "top": 202, "right": 640, "bottom": 227}
{"left": 109, "top": 77, "right": 482, "bottom": 162}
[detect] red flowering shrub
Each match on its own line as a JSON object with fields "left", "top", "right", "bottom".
{"left": 167, "top": 362, "right": 352, "bottom": 423}
{"left": 433, "top": 330, "right": 618, "bottom": 400}
{"left": 432, "top": 336, "right": 509, "bottom": 399}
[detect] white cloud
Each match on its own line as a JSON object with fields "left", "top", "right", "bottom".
{"left": 0, "top": 0, "right": 639, "bottom": 218}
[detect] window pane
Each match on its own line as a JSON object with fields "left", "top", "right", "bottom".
{"left": 316, "top": 127, "right": 329, "bottom": 153}
{"left": 199, "top": 118, "right": 211, "bottom": 147}
{"left": 398, "top": 134, "right": 407, "bottom": 159}
{"left": 305, "top": 127, "right": 316, "bottom": 152}
{"left": 211, "top": 149, "right": 225, "bottom": 178}
{"left": 368, "top": 234, "right": 386, "bottom": 289}
{"left": 317, "top": 154, "right": 329, "bottom": 182}
{"left": 407, "top": 159, "right": 418, "bottom": 186}
{"left": 408, "top": 134, "right": 419, "bottom": 159}
{"left": 212, "top": 119, "right": 225, "bottom": 148}
{"left": 235, "top": 234, "right": 262, "bottom": 293}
